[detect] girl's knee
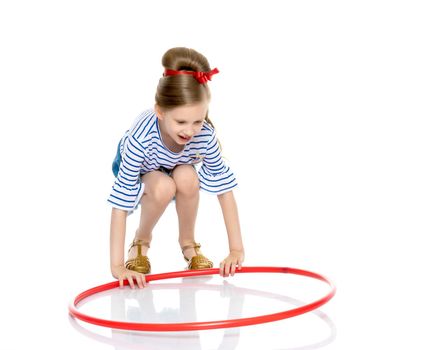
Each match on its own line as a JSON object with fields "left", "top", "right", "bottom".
{"left": 173, "top": 165, "right": 199, "bottom": 195}
{"left": 147, "top": 175, "right": 176, "bottom": 202}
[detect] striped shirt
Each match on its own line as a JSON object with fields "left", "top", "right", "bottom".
{"left": 108, "top": 109, "right": 238, "bottom": 211}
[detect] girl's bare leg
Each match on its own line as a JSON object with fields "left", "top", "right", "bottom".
{"left": 128, "top": 171, "right": 176, "bottom": 259}
{"left": 172, "top": 165, "right": 201, "bottom": 260}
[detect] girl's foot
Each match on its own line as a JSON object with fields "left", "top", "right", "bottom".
{"left": 125, "top": 239, "right": 151, "bottom": 274}
{"left": 181, "top": 242, "right": 213, "bottom": 270}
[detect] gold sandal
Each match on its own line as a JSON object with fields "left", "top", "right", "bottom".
{"left": 182, "top": 242, "right": 213, "bottom": 270}
{"left": 125, "top": 239, "right": 151, "bottom": 274}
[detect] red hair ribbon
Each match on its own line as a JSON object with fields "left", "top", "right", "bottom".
{"left": 164, "top": 67, "right": 220, "bottom": 84}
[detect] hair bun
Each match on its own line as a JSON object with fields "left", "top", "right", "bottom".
{"left": 162, "top": 47, "right": 211, "bottom": 72}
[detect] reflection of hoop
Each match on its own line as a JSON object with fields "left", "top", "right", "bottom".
{"left": 69, "top": 286, "right": 336, "bottom": 350}
{"left": 69, "top": 266, "right": 336, "bottom": 332}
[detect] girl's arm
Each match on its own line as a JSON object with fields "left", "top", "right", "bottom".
{"left": 218, "top": 190, "right": 245, "bottom": 277}
{"left": 110, "top": 208, "right": 146, "bottom": 288}
{"left": 110, "top": 208, "right": 128, "bottom": 272}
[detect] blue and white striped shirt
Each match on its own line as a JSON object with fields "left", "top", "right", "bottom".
{"left": 108, "top": 109, "right": 238, "bottom": 211}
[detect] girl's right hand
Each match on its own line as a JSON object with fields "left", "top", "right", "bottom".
{"left": 111, "top": 265, "right": 147, "bottom": 289}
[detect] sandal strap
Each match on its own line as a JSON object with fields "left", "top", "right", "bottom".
{"left": 181, "top": 242, "right": 201, "bottom": 255}
{"left": 129, "top": 239, "right": 150, "bottom": 248}
{"left": 129, "top": 239, "right": 150, "bottom": 254}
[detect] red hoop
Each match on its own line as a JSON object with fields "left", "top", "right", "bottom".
{"left": 69, "top": 266, "right": 336, "bottom": 332}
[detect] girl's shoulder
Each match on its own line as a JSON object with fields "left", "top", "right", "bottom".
{"left": 128, "top": 109, "right": 158, "bottom": 140}
{"left": 199, "top": 121, "right": 215, "bottom": 138}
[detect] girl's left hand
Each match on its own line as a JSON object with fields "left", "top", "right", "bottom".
{"left": 220, "top": 250, "right": 245, "bottom": 277}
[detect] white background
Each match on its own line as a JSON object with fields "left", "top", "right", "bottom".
{"left": 0, "top": 0, "right": 437, "bottom": 349}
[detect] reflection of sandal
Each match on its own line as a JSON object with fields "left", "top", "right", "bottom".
{"left": 125, "top": 239, "right": 151, "bottom": 274}
{"left": 182, "top": 242, "right": 213, "bottom": 270}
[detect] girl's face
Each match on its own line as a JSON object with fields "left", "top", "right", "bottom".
{"left": 156, "top": 102, "right": 209, "bottom": 146}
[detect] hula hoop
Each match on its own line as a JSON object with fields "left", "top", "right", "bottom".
{"left": 69, "top": 266, "right": 336, "bottom": 332}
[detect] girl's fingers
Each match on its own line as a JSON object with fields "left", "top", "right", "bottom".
{"left": 138, "top": 275, "right": 145, "bottom": 288}
{"left": 127, "top": 276, "right": 135, "bottom": 289}
{"left": 223, "top": 262, "right": 231, "bottom": 277}
{"left": 135, "top": 275, "right": 144, "bottom": 288}
{"left": 221, "top": 262, "right": 227, "bottom": 277}
{"left": 134, "top": 275, "right": 141, "bottom": 288}
{"left": 230, "top": 262, "right": 237, "bottom": 276}
{"left": 116, "top": 269, "right": 148, "bottom": 289}
{"left": 238, "top": 259, "right": 243, "bottom": 270}
{"left": 220, "top": 258, "right": 244, "bottom": 277}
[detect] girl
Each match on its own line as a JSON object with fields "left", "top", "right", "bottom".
{"left": 109, "top": 47, "right": 244, "bottom": 288}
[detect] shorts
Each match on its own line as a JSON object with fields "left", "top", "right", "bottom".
{"left": 112, "top": 140, "right": 123, "bottom": 177}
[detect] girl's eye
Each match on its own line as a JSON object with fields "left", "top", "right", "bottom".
{"left": 195, "top": 121, "right": 203, "bottom": 124}
{"left": 177, "top": 121, "right": 185, "bottom": 125}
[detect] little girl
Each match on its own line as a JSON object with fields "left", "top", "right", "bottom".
{"left": 109, "top": 47, "right": 244, "bottom": 288}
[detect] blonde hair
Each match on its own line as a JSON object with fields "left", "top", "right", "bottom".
{"left": 155, "top": 47, "right": 215, "bottom": 128}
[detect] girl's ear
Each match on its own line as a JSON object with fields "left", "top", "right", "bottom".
{"left": 154, "top": 104, "right": 163, "bottom": 120}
